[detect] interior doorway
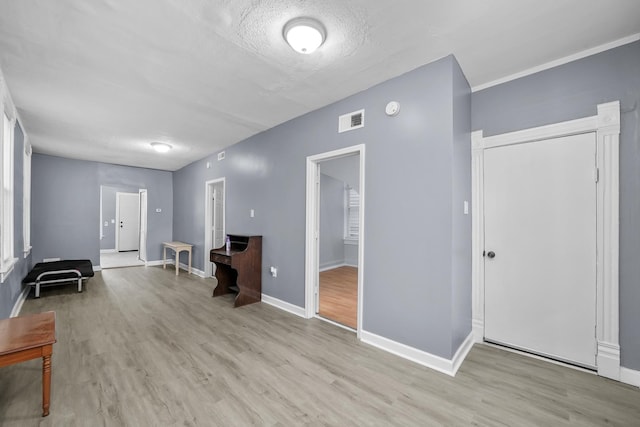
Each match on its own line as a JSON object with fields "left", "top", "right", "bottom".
{"left": 204, "top": 178, "right": 226, "bottom": 278}
{"left": 99, "top": 186, "right": 146, "bottom": 269}
{"left": 305, "top": 145, "right": 365, "bottom": 337}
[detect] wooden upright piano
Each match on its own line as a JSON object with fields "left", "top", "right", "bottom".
{"left": 210, "top": 235, "right": 262, "bottom": 307}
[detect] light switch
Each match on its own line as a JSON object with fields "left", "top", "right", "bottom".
{"left": 464, "top": 201, "right": 469, "bottom": 215}
{"left": 250, "top": 209, "right": 255, "bottom": 218}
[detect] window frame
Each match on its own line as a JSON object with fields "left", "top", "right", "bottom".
{"left": 344, "top": 185, "right": 360, "bottom": 242}
{"left": 0, "top": 75, "right": 18, "bottom": 282}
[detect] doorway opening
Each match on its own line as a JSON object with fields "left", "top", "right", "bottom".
{"left": 99, "top": 186, "right": 146, "bottom": 269}
{"left": 305, "top": 145, "right": 365, "bottom": 337}
{"left": 204, "top": 178, "right": 226, "bottom": 278}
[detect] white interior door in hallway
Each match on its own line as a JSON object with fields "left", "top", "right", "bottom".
{"left": 483, "top": 132, "right": 597, "bottom": 368}
{"left": 117, "top": 192, "right": 140, "bottom": 252}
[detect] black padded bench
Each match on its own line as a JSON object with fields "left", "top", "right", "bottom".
{"left": 23, "top": 260, "right": 94, "bottom": 298}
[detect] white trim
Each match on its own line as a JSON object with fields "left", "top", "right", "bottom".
{"left": 315, "top": 315, "right": 355, "bottom": 332}
{"left": 360, "top": 330, "right": 474, "bottom": 377}
{"left": 204, "top": 177, "right": 225, "bottom": 278}
{"left": 145, "top": 260, "right": 165, "bottom": 267}
{"left": 100, "top": 249, "right": 117, "bottom": 254}
{"left": 261, "top": 294, "right": 306, "bottom": 318}
{"left": 179, "top": 261, "right": 205, "bottom": 278}
{"left": 138, "top": 188, "right": 148, "bottom": 262}
{"left": 93, "top": 265, "right": 102, "bottom": 272}
{"left": 319, "top": 262, "right": 347, "bottom": 272}
{"left": 10, "top": 286, "right": 30, "bottom": 317}
{"left": 305, "top": 144, "right": 365, "bottom": 340}
{"left": 620, "top": 367, "right": 640, "bottom": 388}
{"left": 0, "top": 257, "right": 18, "bottom": 283}
{"left": 472, "top": 34, "right": 640, "bottom": 92}
{"left": 472, "top": 101, "right": 620, "bottom": 380}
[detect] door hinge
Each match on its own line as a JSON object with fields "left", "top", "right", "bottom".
{"left": 595, "top": 168, "right": 599, "bottom": 183}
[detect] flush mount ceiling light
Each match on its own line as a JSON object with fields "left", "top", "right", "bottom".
{"left": 151, "top": 142, "right": 172, "bottom": 153}
{"left": 283, "top": 17, "right": 326, "bottom": 54}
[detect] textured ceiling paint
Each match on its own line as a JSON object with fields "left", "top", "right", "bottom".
{"left": 0, "top": 0, "right": 638, "bottom": 170}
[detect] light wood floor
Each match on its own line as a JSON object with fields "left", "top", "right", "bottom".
{"left": 1, "top": 267, "right": 639, "bottom": 426}
{"left": 319, "top": 266, "right": 357, "bottom": 329}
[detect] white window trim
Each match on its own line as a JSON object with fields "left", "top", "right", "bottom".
{"left": 344, "top": 185, "right": 360, "bottom": 241}
{"left": 23, "top": 134, "right": 32, "bottom": 257}
{"left": 1, "top": 70, "right": 18, "bottom": 282}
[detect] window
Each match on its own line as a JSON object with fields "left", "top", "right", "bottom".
{"left": 344, "top": 185, "right": 360, "bottom": 240}
{"left": 23, "top": 138, "right": 31, "bottom": 257}
{"left": 0, "top": 110, "right": 16, "bottom": 281}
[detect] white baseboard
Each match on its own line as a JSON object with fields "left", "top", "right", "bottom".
{"left": 597, "top": 341, "right": 621, "bottom": 381}
{"left": 319, "top": 262, "right": 347, "bottom": 272}
{"left": 94, "top": 265, "right": 102, "bottom": 272}
{"left": 10, "top": 286, "right": 30, "bottom": 317}
{"left": 145, "top": 260, "right": 165, "bottom": 267}
{"left": 261, "top": 294, "right": 306, "bottom": 318}
{"left": 179, "top": 262, "right": 205, "bottom": 278}
{"left": 620, "top": 367, "right": 640, "bottom": 388}
{"left": 472, "top": 319, "right": 484, "bottom": 343}
{"left": 360, "top": 330, "right": 475, "bottom": 377}
{"left": 100, "top": 249, "right": 117, "bottom": 254}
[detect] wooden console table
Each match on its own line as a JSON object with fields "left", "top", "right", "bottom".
{"left": 0, "top": 311, "right": 56, "bottom": 417}
{"left": 163, "top": 241, "right": 193, "bottom": 276}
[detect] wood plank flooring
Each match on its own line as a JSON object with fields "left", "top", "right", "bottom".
{"left": 1, "top": 266, "right": 639, "bottom": 426}
{"left": 318, "top": 266, "right": 357, "bottom": 329}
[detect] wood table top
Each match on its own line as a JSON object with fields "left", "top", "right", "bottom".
{"left": 0, "top": 311, "right": 56, "bottom": 355}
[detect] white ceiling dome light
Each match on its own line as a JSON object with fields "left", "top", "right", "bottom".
{"left": 151, "top": 142, "right": 172, "bottom": 153}
{"left": 283, "top": 18, "right": 326, "bottom": 54}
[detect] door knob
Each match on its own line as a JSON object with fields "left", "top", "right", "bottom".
{"left": 487, "top": 251, "right": 496, "bottom": 259}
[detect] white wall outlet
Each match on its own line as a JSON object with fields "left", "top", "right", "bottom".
{"left": 111, "top": 219, "right": 115, "bottom": 223}
{"left": 104, "top": 221, "right": 109, "bottom": 227}
{"left": 206, "top": 161, "right": 211, "bottom": 169}
{"left": 464, "top": 200, "right": 469, "bottom": 215}
{"left": 270, "top": 266, "right": 277, "bottom": 278}
{"left": 250, "top": 209, "right": 255, "bottom": 218}
{"left": 156, "top": 208, "right": 162, "bottom": 213}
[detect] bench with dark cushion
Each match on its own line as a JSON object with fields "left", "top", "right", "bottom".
{"left": 23, "top": 260, "right": 94, "bottom": 298}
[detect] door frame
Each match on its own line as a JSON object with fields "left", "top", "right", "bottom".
{"left": 471, "top": 101, "right": 620, "bottom": 379}
{"left": 115, "top": 191, "right": 140, "bottom": 252}
{"left": 204, "top": 177, "right": 225, "bottom": 278}
{"left": 138, "top": 189, "right": 148, "bottom": 262}
{"left": 305, "top": 144, "right": 365, "bottom": 339}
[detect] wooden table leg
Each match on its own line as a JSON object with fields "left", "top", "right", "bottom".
{"left": 42, "top": 347, "right": 52, "bottom": 417}
{"left": 163, "top": 246, "right": 167, "bottom": 269}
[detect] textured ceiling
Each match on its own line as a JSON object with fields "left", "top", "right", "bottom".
{"left": 0, "top": 0, "right": 639, "bottom": 171}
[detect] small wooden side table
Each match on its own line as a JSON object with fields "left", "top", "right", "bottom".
{"left": 163, "top": 241, "right": 193, "bottom": 276}
{"left": 0, "top": 311, "right": 56, "bottom": 417}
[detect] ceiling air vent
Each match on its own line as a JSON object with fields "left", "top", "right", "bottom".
{"left": 338, "top": 109, "right": 365, "bottom": 133}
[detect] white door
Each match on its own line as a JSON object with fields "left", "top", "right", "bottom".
{"left": 117, "top": 192, "right": 140, "bottom": 252}
{"left": 138, "top": 189, "right": 148, "bottom": 261}
{"left": 484, "top": 132, "right": 597, "bottom": 368}
{"left": 213, "top": 182, "right": 225, "bottom": 249}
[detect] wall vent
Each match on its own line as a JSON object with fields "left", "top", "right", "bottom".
{"left": 217, "top": 151, "right": 225, "bottom": 161}
{"left": 338, "top": 109, "right": 365, "bottom": 133}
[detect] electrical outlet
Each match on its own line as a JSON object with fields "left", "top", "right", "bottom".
{"left": 270, "top": 266, "right": 277, "bottom": 278}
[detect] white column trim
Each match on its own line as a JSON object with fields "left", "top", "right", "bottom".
{"left": 471, "top": 101, "right": 620, "bottom": 380}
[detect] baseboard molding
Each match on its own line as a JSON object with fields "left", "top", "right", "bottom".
{"left": 100, "top": 249, "right": 117, "bottom": 254}
{"left": 472, "top": 319, "right": 484, "bottom": 343}
{"left": 10, "top": 286, "right": 30, "bottom": 317}
{"left": 179, "top": 262, "right": 205, "bottom": 278}
{"left": 145, "top": 260, "right": 165, "bottom": 267}
{"left": 597, "top": 341, "right": 621, "bottom": 381}
{"left": 360, "top": 330, "right": 474, "bottom": 377}
{"left": 319, "top": 262, "right": 347, "bottom": 272}
{"left": 620, "top": 367, "right": 640, "bottom": 388}
{"left": 261, "top": 294, "right": 306, "bottom": 318}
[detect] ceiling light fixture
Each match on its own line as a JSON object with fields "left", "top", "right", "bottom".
{"left": 151, "top": 142, "right": 172, "bottom": 153}
{"left": 283, "top": 18, "right": 326, "bottom": 54}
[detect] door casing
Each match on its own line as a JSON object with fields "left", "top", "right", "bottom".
{"left": 305, "top": 144, "right": 365, "bottom": 339}
{"left": 471, "top": 101, "right": 620, "bottom": 380}
{"left": 204, "top": 178, "right": 225, "bottom": 278}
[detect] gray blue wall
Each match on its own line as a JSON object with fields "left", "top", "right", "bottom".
{"left": 472, "top": 40, "right": 640, "bottom": 370}
{"left": 100, "top": 185, "right": 140, "bottom": 251}
{"left": 32, "top": 154, "right": 173, "bottom": 267}
{"left": 173, "top": 55, "right": 472, "bottom": 359}
{"left": 0, "top": 122, "right": 32, "bottom": 318}
{"left": 319, "top": 173, "right": 345, "bottom": 269}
